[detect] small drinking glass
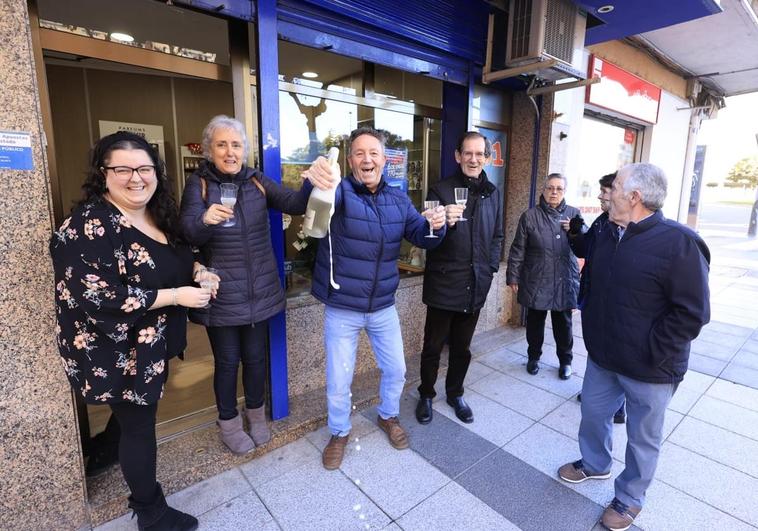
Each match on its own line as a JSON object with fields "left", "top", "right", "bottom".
{"left": 199, "top": 267, "right": 219, "bottom": 308}
{"left": 454, "top": 187, "right": 468, "bottom": 221}
{"left": 424, "top": 200, "right": 439, "bottom": 239}
{"left": 219, "top": 183, "right": 238, "bottom": 227}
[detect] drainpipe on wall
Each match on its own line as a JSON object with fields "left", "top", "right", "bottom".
{"left": 677, "top": 108, "right": 703, "bottom": 227}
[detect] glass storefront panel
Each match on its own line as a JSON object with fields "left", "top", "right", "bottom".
{"left": 574, "top": 116, "right": 638, "bottom": 224}
{"left": 279, "top": 88, "right": 441, "bottom": 296}
{"left": 279, "top": 41, "right": 363, "bottom": 96}
{"left": 374, "top": 65, "right": 442, "bottom": 108}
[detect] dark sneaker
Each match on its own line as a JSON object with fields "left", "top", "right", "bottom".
{"left": 526, "top": 359, "right": 540, "bottom": 375}
{"left": 322, "top": 434, "right": 349, "bottom": 470}
{"left": 601, "top": 497, "right": 641, "bottom": 531}
{"left": 377, "top": 416, "right": 410, "bottom": 449}
{"left": 558, "top": 460, "right": 612, "bottom": 483}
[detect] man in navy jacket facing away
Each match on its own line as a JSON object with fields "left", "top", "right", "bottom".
{"left": 306, "top": 127, "right": 446, "bottom": 471}
{"left": 558, "top": 163, "right": 710, "bottom": 531}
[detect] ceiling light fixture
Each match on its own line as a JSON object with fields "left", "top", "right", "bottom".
{"left": 110, "top": 32, "right": 134, "bottom": 43}
{"left": 302, "top": 71, "right": 319, "bottom": 78}
{"left": 597, "top": 5, "right": 614, "bottom": 14}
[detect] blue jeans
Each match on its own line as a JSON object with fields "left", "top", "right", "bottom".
{"left": 579, "top": 358, "right": 676, "bottom": 508}
{"left": 324, "top": 305, "right": 406, "bottom": 436}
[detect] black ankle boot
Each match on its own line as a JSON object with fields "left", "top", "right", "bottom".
{"left": 128, "top": 483, "right": 198, "bottom": 531}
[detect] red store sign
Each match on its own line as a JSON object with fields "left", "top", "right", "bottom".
{"left": 586, "top": 55, "right": 661, "bottom": 124}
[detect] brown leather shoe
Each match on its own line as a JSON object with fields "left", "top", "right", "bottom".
{"left": 377, "top": 416, "right": 409, "bottom": 450}
{"left": 601, "top": 498, "right": 641, "bottom": 531}
{"left": 322, "top": 434, "right": 349, "bottom": 470}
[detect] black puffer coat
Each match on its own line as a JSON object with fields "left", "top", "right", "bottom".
{"left": 423, "top": 169, "right": 503, "bottom": 313}
{"left": 506, "top": 196, "right": 580, "bottom": 311}
{"left": 180, "top": 162, "right": 312, "bottom": 327}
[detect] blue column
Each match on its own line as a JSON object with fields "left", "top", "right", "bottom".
{"left": 254, "top": 0, "right": 289, "bottom": 420}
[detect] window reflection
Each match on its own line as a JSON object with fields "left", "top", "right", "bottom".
{"left": 280, "top": 92, "right": 440, "bottom": 296}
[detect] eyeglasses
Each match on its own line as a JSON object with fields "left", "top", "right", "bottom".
{"left": 544, "top": 186, "right": 565, "bottom": 193}
{"left": 103, "top": 165, "right": 156, "bottom": 178}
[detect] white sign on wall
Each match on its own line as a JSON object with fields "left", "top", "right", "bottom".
{"left": 98, "top": 120, "right": 166, "bottom": 162}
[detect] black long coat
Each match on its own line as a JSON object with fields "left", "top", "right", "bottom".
{"left": 422, "top": 169, "right": 504, "bottom": 313}
{"left": 506, "top": 196, "right": 580, "bottom": 311}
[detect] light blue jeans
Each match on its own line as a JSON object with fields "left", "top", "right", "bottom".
{"left": 579, "top": 358, "right": 676, "bottom": 508}
{"left": 324, "top": 305, "right": 406, "bottom": 436}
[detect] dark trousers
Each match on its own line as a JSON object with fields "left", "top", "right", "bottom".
{"left": 207, "top": 321, "right": 268, "bottom": 420}
{"left": 418, "top": 307, "right": 481, "bottom": 399}
{"left": 526, "top": 308, "right": 573, "bottom": 365}
{"left": 109, "top": 401, "right": 158, "bottom": 503}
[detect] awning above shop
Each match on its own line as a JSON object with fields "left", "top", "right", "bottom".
{"left": 574, "top": 0, "right": 723, "bottom": 46}
{"left": 575, "top": 0, "right": 758, "bottom": 97}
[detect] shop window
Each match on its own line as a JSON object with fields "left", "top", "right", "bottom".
{"left": 278, "top": 41, "right": 363, "bottom": 96}
{"left": 472, "top": 84, "right": 511, "bottom": 126}
{"left": 279, "top": 90, "right": 440, "bottom": 297}
{"left": 38, "top": 0, "right": 230, "bottom": 64}
{"left": 374, "top": 65, "right": 442, "bottom": 108}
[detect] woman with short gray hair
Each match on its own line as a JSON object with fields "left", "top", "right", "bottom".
{"left": 180, "top": 115, "right": 336, "bottom": 455}
{"left": 506, "top": 173, "right": 581, "bottom": 380}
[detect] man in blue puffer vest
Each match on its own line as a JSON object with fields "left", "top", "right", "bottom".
{"left": 558, "top": 162, "right": 710, "bottom": 531}
{"left": 307, "top": 127, "right": 446, "bottom": 470}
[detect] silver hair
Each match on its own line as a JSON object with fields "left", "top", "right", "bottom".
{"left": 348, "top": 126, "right": 387, "bottom": 155}
{"left": 544, "top": 173, "right": 567, "bottom": 189}
{"left": 620, "top": 162, "right": 667, "bottom": 210}
{"left": 201, "top": 115, "right": 249, "bottom": 161}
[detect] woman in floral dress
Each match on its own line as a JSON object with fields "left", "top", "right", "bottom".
{"left": 51, "top": 131, "right": 214, "bottom": 531}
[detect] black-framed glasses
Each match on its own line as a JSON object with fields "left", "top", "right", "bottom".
{"left": 102, "top": 165, "right": 156, "bottom": 178}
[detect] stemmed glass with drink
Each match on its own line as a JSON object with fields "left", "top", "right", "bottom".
{"left": 454, "top": 187, "right": 468, "bottom": 221}
{"left": 424, "top": 200, "right": 439, "bottom": 238}
{"left": 219, "top": 183, "right": 238, "bottom": 227}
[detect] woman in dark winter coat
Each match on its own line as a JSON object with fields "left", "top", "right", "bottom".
{"left": 179, "top": 115, "right": 336, "bottom": 455}
{"left": 51, "top": 131, "right": 210, "bottom": 531}
{"left": 506, "top": 173, "right": 580, "bottom": 380}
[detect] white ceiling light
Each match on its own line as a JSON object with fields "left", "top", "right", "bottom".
{"left": 302, "top": 71, "right": 319, "bottom": 78}
{"left": 597, "top": 5, "right": 614, "bottom": 14}
{"left": 110, "top": 32, "right": 135, "bottom": 43}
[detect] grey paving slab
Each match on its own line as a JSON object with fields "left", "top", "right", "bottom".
{"left": 505, "top": 422, "right": 622, "bottom": 507}
{"left": 689, "top": 395, "right": 758, "bottom": 441}
{"left": 469, "top": 371, "right": 565, "bottom": 421}
{"left": 166, "top": 468, "right": 252, "bottom": 517}
{"left": 396, "top": 481, "right": 520, "bottom": 531}
{"left": 721, "top": 362, "right": 758, "bottom": 390}
{"left": 457, "top": 448, "right": 604, "bottom": 531}
{"left": 337, "top": 430, "right": 450, "bottom": 519}
{"left": 678, "top": 369, "right": 716, "bottom": 394}
{"left": 702, "top": 321, "right": 754, "bottom": 339}
{"left": 655, "top": 443, "right": 758, "bottom": 527}
{"left": 432, "top": 389, "right": 534, "bottom": 447}
{"left": 705, "top": 378, "right": 758, "bottom": 412}
{"left": 635, "top": 479, "right": 757, "bottom": 531}
{"left": 697, "top": 328, "right": 748, "bottom": 349}
{"left": 687, "top": 352, "right": 728, "bottom": 376}
{"left": 742, "top": 339, "right": 758, "bottom": 355}
{"left": 480, "top": 348, "right": 584, "bottom": 399}
{"left": 540, "top": 400, "right": 683, "bottom": 464}
{"left": 254, "top": 459, "right": 390, "bottom": 531}
{"left": 731, "top": 348, "right": 758, "bottom": 370}
{"left": 689, "top": 338, "right": 737, "bottom": 361}
{"left": 667, "top": 386, "right": 703, "bottom": 415}
{"left": 668, "top": 416, "right": 758, "bottom": 479}
{"left": 464, "top": 360, "right": 495, "bottom": 386}
{"left": 196, "top": 491, "right": 279, "bottom": 531}
{"left": 239, "top": 437, "right": 320, "bottom": 488}
{"left": 568, "top": 352, "right": 588, "bottom": 378}
{"left": 477, "top": 346, "right": 525, "bottom": 373}
{"left": 370, "top": 394, "right": 499, "bottom": 478}
{"left": 94, "top": 513, "right": 136, "bottom": 531}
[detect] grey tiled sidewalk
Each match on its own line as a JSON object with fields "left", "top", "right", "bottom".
{"left": 97, "top": 212, "right": 758, "bottom": 531}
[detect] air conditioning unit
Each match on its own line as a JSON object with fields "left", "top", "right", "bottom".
{"left": 506, "top": 0, "right": 587, "bottom": 81}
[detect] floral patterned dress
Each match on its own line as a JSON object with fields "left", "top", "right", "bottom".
{"left": 50, "top": 200, "right": 193, "bottom": 405}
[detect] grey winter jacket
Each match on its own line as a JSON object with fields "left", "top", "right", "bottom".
{"left": 179, "top": 162, "right": 312, "bottom": 327}
{"left": 506, "top": 196, "right": 580, "bottom": 311}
